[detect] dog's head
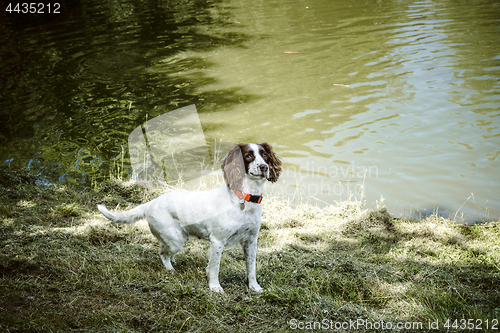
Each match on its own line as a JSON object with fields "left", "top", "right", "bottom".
{"left": 221, "top": 142, "right": 282, "bottom": 190}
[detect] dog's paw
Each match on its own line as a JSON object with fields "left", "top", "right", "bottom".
{"left": 249, "top": 283, "right": 264, "bottom": 293}
{"left": 209, "top": 284, "right": 224, "bottom": 293}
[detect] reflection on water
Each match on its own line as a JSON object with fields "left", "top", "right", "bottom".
{"left": 0, "top": 0, "right": 499, "bottom": 222}
{"left": 0, "top": 0, "right": 252, "bottom": 183}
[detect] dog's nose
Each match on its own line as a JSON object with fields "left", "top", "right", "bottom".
{"left": 259, "top": 164, "right": 268, "bottom": 173}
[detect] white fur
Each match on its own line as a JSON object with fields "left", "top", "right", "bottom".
{"left": 97, "top": 143, "right": 271, "bottom": 293}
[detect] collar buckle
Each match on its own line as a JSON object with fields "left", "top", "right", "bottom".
{"left": 233, "top": 189, "right": 263, "bottom": 204}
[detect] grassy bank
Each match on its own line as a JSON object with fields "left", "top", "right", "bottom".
{"left": 1, "top": 167, "right": 499, "bottom": 332}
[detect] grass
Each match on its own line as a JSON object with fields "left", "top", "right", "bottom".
{"left": 1, "top": 166, "right": 499, "bottom": 332}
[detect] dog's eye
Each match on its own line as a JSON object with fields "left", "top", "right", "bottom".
{"left": 245, "top": 154, "right": 253, "bottom": 160}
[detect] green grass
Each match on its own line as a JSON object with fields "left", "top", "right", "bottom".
{"left": 1, "top": 166, "right": 499, "bottom": 332}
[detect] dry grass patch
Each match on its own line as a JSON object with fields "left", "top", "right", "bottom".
{"left": 1, "top": 167, "right": 499, "bottom": 332}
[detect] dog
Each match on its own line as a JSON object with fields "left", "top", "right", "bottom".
{"left": 97, "top": 143, "right": 281, "bottom": 293}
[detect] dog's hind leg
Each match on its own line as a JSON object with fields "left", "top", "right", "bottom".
{"left": 148, "top": 217, "right": 184, "bottom": 272}
{"left": 154, "top": 234, "right": 184, "bottom": 271}
{"left": 159, "top": 243, "right": 182, "bottom": 271}
{"left": 159, "top": 246, "right": 175, "bottom": 271}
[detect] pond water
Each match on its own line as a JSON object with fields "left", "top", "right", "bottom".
{"left": 1, "top": 0, "right": 499, "bottom": 222}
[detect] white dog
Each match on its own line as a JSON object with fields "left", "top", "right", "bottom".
{"left": 97, "top": 143, "right": 281, "bottom": 293}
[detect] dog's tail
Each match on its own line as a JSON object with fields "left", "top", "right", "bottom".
{"left": 97, "top": 203, "right": 150, "bottom": 224}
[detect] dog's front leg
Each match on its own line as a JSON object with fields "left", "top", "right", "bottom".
{"left": 242, "top": 238, "right": 263, "bottom": 292}
{"left": 207, "top": 238, "right": 224, "bottom": 293}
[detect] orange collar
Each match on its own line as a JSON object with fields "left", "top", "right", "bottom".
{"left": 232, "top": 189, "right": 263, "bottom": 204}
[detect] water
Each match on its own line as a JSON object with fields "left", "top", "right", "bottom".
{"left": 1, "top": 0, "right": 499, "bottom": 222}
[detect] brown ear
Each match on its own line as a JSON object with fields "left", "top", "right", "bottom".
{"left": 260, "top": 142, "right": 282, "bottom": 183}
{"left": 221, "top": 144, "right": 245, "bottom": 190}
